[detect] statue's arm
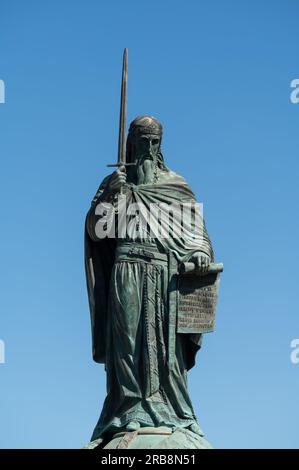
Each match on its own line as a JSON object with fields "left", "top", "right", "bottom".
{"left": 86, "top": 167, "right": 128, "bottom": 241}
{"left": 180, "top": 183, "right": 215, "bottom": 271}
{"left": 85, "top": 175, "right": 113, "bottom": 242}
{"left": 185, "top": 218, "right": 214, "bottom": 272}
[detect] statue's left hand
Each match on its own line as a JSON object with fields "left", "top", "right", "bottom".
{"left": 189, "top": 252, "right": 210, "bottom": 273}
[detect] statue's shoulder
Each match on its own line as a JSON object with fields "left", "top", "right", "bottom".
{"left": 90, "top": 173, "right": 114, "bottom": 206}
{"left": 159, "top": 168, "right": 196, "bottom": 201}
{"left": 99, "top": 173, "right": 113, "bottom": 190}
{"left": 161, "top": 168, "right": 189, "bottom": 186}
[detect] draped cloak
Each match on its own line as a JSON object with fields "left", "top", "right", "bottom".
{"left": 85, "top": 168, "right": 214, "bottom": 441}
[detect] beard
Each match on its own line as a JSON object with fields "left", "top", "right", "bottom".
{"left": 136, "top": 155, "right": 157, "bottom": 185}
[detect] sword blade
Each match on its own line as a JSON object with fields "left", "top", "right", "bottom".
{"left": 117, "top": 48, "right": 128, "bottom": 165}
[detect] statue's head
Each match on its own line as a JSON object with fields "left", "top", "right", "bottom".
{"left": 126, "top": 115, "right": 163, "bottom": 165}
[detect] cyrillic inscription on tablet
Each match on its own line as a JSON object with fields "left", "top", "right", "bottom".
{"left": 177, "top": 273, "right": 220, "bottom": 333}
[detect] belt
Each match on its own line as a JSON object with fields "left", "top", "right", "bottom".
{"left": 116, "top": 242, "right": 168, "bottom": 263}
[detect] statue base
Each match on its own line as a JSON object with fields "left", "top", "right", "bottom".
{"left": 85, "top": 426, "right": 213, "bottom": 449}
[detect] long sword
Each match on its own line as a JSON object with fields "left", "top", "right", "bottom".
{"left": 107, "top": 48, "right": 135, "bottom": 169}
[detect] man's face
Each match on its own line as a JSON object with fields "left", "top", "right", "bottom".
{"left": 133, "top": 133, "right": 161, "bottom": 162}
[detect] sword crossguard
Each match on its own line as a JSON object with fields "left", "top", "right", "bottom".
{"left": 106, "top": 162, "right": 136, "bottom": 168}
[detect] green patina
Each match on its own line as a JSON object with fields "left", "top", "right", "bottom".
{"left": 84, "top": 115, "right": 220, "bottom": 449}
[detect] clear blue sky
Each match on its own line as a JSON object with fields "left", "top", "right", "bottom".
{"left": 0, "top": 0, "right": 298, "bottom": 449}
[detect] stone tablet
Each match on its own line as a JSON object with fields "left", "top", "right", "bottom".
{"left": 177, "top": 272, "right": 220, "bottom": 334}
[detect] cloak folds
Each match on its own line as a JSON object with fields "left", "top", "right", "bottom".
{"left": 84, "top": 229, "right": 115, "bottom": 364}
{"left": 84, "top": 170, "right": 214, "bottom": 370}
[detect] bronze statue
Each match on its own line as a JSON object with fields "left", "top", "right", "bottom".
{"left": 84, "top": 50, "right": 222, "bottom": 449}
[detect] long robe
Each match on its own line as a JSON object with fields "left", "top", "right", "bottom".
{"left": 85, "top": 168, "right": 214, "bottom": 441}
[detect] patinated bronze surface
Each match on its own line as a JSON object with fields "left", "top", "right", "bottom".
{"left": 84, "top": 51, "right": 222, "bottom": 449}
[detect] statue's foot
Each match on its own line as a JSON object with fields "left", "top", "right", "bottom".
{"left": 126, "top": 421, "right": 140, "bottom": 432}
{"left": 189, "top": 423, "right": 203, "bottom": 436}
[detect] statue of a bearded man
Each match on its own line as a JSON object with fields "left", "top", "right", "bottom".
{"left": 85, "top": 115, "right": 215, "bottom": 449}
